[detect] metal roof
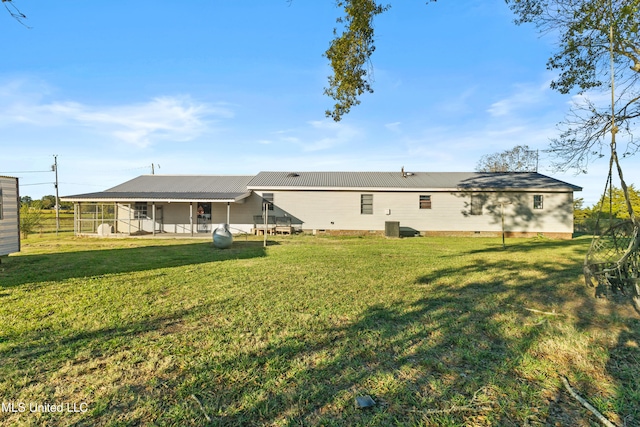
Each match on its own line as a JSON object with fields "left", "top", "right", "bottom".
{"left": 61, "top": 171, "right": 582, "bottom": 202}
{"left": 247, "top": 171, "right": 583, "bottom": 191}
{"left": 62, "top": 175, "right": 254, "bottom": 202}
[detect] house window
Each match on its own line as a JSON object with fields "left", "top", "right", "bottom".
{"left": 533, "top": 195, "right": 544, "bottom": 210}
{"left": 361, "top": 194, "right": 373, "bottom": 215}
{"left": 470, "top": 195, "right": 483, "bottom": 215}
{"left": 263, "top": 193, "right": 274, "bottom": 211}
{"left": 133, "top": 202, "right": 148, "bottom": 219}
{"left": 419, "top": 195, "right": 432, "bottom": 209}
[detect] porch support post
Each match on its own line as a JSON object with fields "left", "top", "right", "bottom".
{"left": 227, "top": 202, "right": 230, "bottom": 225}
{"left": 152, "top": 202, "right": 156, "bottom": 236}
{"left": 115, "top": 202, "right": 118, "bottom": 233}
{"left": 190, "top": 202, "right": 194, "bottom": 236}
{"left": 75, "top": 202, "right": 79, "bottom": 235}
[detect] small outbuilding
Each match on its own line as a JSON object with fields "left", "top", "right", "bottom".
{"left": 0, "top": 176, "right": 20, "bottom": 257}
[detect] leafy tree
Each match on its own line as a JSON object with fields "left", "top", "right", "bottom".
{"left": 41, "top": 195, "right": 57, "bottom": 209}
{"left": 20, "top": 195, "right": 32, "bottom": 206}
{"left": 19, "top": 203, "right": 43, "bottom": 239}
{"left": 573, "top": 197, "right": 593, "bottom": 221}
{"left": 573, "top": 196, "right": 600, "bottom": 233}
{"left": 476, "top": 145, "right": 538, "bottom": 172}
{"left": 592, "top": 184, "right": 640, "bottom": 219}
{"left": 507, "top": 0, "right": 640, "bottom": 172}
{"left": 323, "top": 0, "right": 390, "bottom": 121}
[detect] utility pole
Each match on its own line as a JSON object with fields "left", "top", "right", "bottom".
{"left": 53, "top": 155, "right": 60, "bottom": 235}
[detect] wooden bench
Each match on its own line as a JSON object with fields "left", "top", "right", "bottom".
{"left": 275, "top": 216, "right": 293, "bottom": 235}
{"left": 253, "top": 215, "right": 276, "bottom": 235}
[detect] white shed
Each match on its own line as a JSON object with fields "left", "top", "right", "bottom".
{"left": 0, "top": 176, "right": 20, "bottom": 257}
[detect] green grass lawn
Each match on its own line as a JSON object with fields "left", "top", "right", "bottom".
{"left": 0, "top": 234, "right": 638, "bottom": 426}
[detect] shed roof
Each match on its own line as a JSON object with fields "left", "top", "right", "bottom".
{"left": 247, "top": 171, "right": 582, "bottom": 192}
{"left": 61, "top": 175, "right": 254, "bottom": 202}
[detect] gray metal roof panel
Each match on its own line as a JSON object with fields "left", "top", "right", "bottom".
{"left": 61, "top": 191, "right": 250, "bottom": 201}
{"left": 62, "top": 171, "right": 582, "bottom": 201}
{"left": 106, "top": 175, "right": 255, "bottom": 193}
{"left": 62, "top": 175, "right": 255, "bottom": 201}
{"left": 248, "top": 171, "right": 582, "bottom": 191}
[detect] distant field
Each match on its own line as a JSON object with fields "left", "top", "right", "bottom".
{"left": 0, "top": 234, "right": 638, "bottom": 426}
{"left": 31, "top": 210, "right": 74, "bottom": 234}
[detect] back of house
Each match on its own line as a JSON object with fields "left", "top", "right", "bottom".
{"left": 0, "top": 176, "right": 20, "bottom": 257}
{"left": 62, "top": 171, "right": 582, "bottom": 239}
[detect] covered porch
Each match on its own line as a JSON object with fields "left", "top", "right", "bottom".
{"left": 61, "top": 175, "right": 259, "bottom": 237}
{"left": 69, "top": 199, "right": 254, "bottom": 237}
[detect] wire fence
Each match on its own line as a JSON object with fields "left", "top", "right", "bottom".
{"left": 31, "top": 212, "right": 75, "bottom": 234}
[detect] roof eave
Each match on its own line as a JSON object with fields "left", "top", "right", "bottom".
{"left": 247, "top": 186, "right": 582, "bottom": 192}
{"left": 61, "top": 191, "right": 252, "bottom": 203}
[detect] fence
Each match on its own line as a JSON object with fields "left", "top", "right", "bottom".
{"left": 32, "top": 211, "right": 74, "bottom": 234}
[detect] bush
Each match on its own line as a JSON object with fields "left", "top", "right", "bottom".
{"left": 19, "top": 204, "right": 43, "bottom": 239}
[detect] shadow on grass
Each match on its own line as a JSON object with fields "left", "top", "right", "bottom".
{"left": 0, "top": 301, "right": 230, "bottom": 426}
{"left": 465, "top": 235, "right": 591, "bottom": 255}
{"left": 0, "top": 241, "right": 269, "bottom": 288}
{"left": 3, "top": 238, "right": 638, "bottom": 426}
{"left": 605, "top": 322, "right": 640, "bottom": 426}
{"left": 169, "top": 242, "right": 639, "bottom": 426}
{"left": 0, "top": 308, "right": 198, "bottom": 362}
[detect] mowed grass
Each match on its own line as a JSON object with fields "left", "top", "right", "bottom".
{"left": 0, "top": 234, "right": 638, "bottom": 426}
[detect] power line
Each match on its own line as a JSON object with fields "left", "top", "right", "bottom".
{"left": 0, "top": 170, "right": 53, "bottom": 174}
{"left": 20, "top": 182, "right": 54, "bottom": 186}
{"left": 58, "top": 182, "right": 104, "bottom": 187}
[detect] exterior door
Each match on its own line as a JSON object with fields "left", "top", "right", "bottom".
{"left": 196, "top": 203, "right": 211, "bottom": 233}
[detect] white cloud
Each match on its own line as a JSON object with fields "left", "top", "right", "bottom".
{"left": 301, "top": 120, "right": 361, "bottom": 152}
{"left": 439, "top": 87, "right": 477, "bottom": 115}
{"left": 385, "top": 121, "right": 402, "bottom": 132}
{"left": 0, "top": 80, "right": 231, "bottom": 147}
{"left": 265, "top": 120, "right": 362, "bottom": 152}
{"left": 487, "top": 82, "right": 550, "bottom": 117}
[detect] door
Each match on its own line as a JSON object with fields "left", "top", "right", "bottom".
{"left": 196, "top": 203, "right": 211, "bottom": 233}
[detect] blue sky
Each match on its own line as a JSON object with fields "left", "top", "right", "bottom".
{"left": 1, "top": 0, "right": 637, "bottom": 205}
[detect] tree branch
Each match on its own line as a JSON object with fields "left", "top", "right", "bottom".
{"left": 561, "top": 377, "right": 617, "bottom": 427}
{"left": 2, "top": 0, "right": 30, "bottom": 27}
{"left": 324, "top": 0, "right": 390, "bottom": 121}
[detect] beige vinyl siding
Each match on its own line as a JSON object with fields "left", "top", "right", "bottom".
{"left": 0, "top": 177, "right": 20, "bottom": 256}
{"left": 257, "top": 189, "right": 574, "bottom": 235}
